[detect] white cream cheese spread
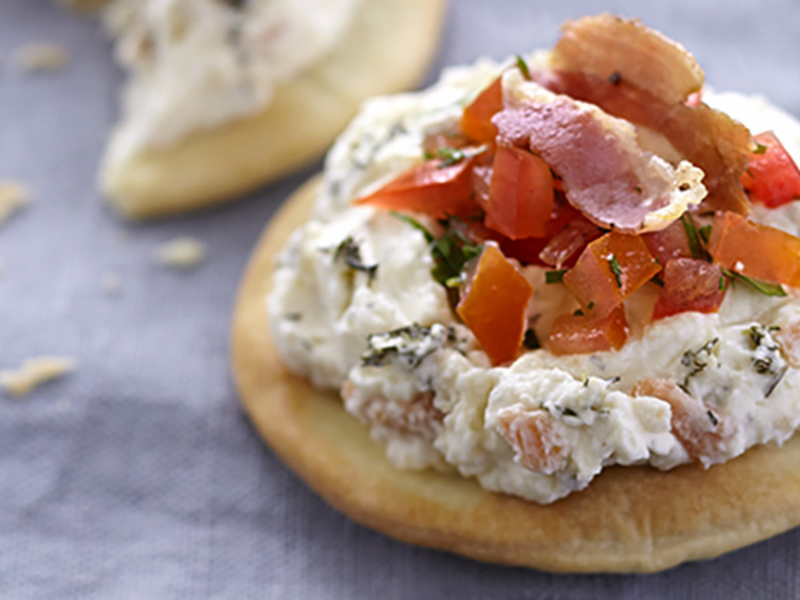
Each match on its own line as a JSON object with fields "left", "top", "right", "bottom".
{"left": 104, "top": 0, "right": 360, "bottom": 160}
{"left": 268, "top": 53, "right": 800, "bottom": 503}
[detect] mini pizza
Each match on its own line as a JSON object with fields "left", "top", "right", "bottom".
{"left": 232, "top": 14, "right": 800, "bottom": 572}
{"left": 95, "top": 0, "right": 446, "bottom": 218}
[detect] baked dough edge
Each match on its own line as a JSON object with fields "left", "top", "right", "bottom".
{"left": 101, "top": 0, "right": 447, "bottom": 218}
{"left": 231, "top": 177, "right": 800, "bottom": 573}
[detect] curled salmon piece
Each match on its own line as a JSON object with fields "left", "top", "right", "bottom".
{"left": 552, "top": 14, "right": 704, "bottom": 106}
{"left": 495, "top": 71, "right": 706, "bottom": 233}
{"left": 496, "top": 405, "right": 569, "bottom": 475}
{"left": 548, "top": 14, "right": 752, "bottom": 215}
{"left": 634, "top": 377, "right": 736, "bottom": 468}
{"left": 775, "top": 322, "right": 800, "bottom": 368}
{"left": 341, "top": 380, "right": 443, "bottom": 442}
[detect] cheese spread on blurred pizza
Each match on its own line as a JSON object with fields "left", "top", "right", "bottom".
{"left": 103, "top": 0, "right": 360, "bottom": 162}
{"left": 268, "top": 15, "right": 800, "bottom": 503}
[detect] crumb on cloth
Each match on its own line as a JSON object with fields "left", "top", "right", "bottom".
{"left": 0, "top": 182, "right": 30, "bottom": 225}
{"left": 1, "top": 357, "right": 77, "bottom": 397}
{"left": 155, "top": 237, "right": 206, "bottom": 270}
{"left": 102, "top": 272, "right": 122, "bottom": 294}
{"left": 15, "top": 43, "right": 69, "bottom": 72}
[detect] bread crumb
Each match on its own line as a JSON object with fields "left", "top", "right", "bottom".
{"left": 0, "top": 182, "right": 30, "bottom": 225}
{"left": 15, "top": 44, "right": 69, "bottom": 72}
{"left": 1, "top": 357, "right": 77, "bottom": 397}
{"left": 102, "top": 272, "right": 122, "bottom": 294}
{"left": 155, "top": 237, "right": 206, "bottom": 270}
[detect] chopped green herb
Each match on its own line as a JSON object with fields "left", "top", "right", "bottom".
{"left": 651, "top": 274, "right": 665, "bottom": 288}
{"left": 392, "top": 213, "right": 483, "bottom": 288}
{"left": 523, "top": 328, "right": 540, "bottom": 350}
{"left": 334, "top": 237, "right": 378, "bottom": 283}
{"left": 680, "top": 213, "right": 708, "bottom": 260}
{"left": 698, "top": 224, "right": 712, "bottom": 244}
{"left": 634, "top": 186, "right": 642, "bottom": 193}
{"left": 753, "top": 142, "right": 768, "bottom": 155}
{"left": 363, "top": 324, "right": 457, "bottom": 370}
{"left": 391, "top": 212, "right": 434, "bottom": 243}
{"left": 588, "top": 301, "right": 596, "bottom": 310}
{"left": 422, "top": 151, "right": 434, "bottom": 160}
{"left": 723, "top": 269, "right": 787, "bottom": 297}
{"left": 434, "top": 145, "right": 488, "bottom": 168}
{"left": 745, "top": 167, "right": 755, "bottom": 179}
{"left": 718, "top": 275, "right": 726, "bottom": 291}
{"left": 574, "top": 309, "right": 585, "bottom": 317}
{"left": 545, "top": 269, "right": 567, "bottom": 284}
{"left": 707, "top": 410, "right": 719, "bottom": 427}
{"left": 608, "top": 254, "right": 623, "bottom": 288}
{"left": 515, "top": 54, "right": 532, "bottom": 80}
{"left": 679, "top": 338, "right": 719, "bottom": 391}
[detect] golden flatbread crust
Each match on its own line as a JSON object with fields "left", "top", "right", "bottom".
{"left": 101, "top": 0, "right": 447, "bottom": 219}
{"left": 231, "top": 177, "right": 800, "bottom": 573}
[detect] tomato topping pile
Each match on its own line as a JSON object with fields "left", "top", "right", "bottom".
{"left": 353, "top": 63, "right": 800, "bottom": 360}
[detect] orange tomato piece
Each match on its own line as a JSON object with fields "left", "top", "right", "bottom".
{"left": 562, "top": 231, "right": 661, "bottom": 316}
{"left": 740, "top": 131, "right": 800, "bottom": 208}
{"left": 461, "top": 77, "right": 503, "bottom": 144}
{"left": 456, "top": 244, "right": 534, "bottom": 365}
{"left": 708, "top": 211, "right": 800, "bottom": 288}
{"left": 548, "top": 306, "right": 629, "bottom": 355}
{"left": 652, "top": 258, "right": 726, "bottom": 320}
{"left": 353, "top": 155, "right": 479, "bottom": 218}
{"left": 485, "top": 146, "right": 555, "bottom": 240}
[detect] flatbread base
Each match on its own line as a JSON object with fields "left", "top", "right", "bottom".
{"left": 101, "top": 0, "right": 447, "bottom": 219}
{"left": 231, "top": 177, "right": 800, "bottom": 573}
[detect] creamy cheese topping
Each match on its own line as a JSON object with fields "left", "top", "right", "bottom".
{"left": 104, "top": 0, "right": 360, "bottom": 159}
{"left": 269, "top": 54, "right": 800, "bottom": 503}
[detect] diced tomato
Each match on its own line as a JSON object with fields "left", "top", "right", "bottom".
{"left": 708, "top": 211, "right": 800, "bottom": 288}
{"left": 461, "top": 196, "right": 586, "bottom": 266}
{"left": 496, "top": 236, "right": 550, "bottom": 266}
{"left": 740, "top": 131, "right": 800, "bottom": 208}
{"left": 485, "top": 146, "right": 555, "bottom": 240}
{"left": 549, "top": 306, "right": 629, "bottom": 355}
{"left": 640, "top": 219, "right": 693, "bottom": 266}
{"left": 562, "top": 231, "right": 661, "bottom": 317}
{"left": 354, "top": 154, "right": 479, "bottom": 218}
{"left": 456, "top": 244, "right": 534, "bottom": 365}
{"left": 538, "top": 219, "right": 602, "bottom": 269}
{"left": 652, "top": 258, "right": 726, "bottom": 320}
{"left": 461, "top": 77, "right": 503, "bottom": 145}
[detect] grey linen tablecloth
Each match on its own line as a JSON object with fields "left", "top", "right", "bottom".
{"left": 2, "top": 0, "right": 799, "bottom": 597}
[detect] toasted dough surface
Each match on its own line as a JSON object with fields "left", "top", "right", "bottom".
{"left": 102, "top": 0, "right": 447, "bottom": 219}
{"left": 231, "top": 177, "right": 800, "bottom": 573}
